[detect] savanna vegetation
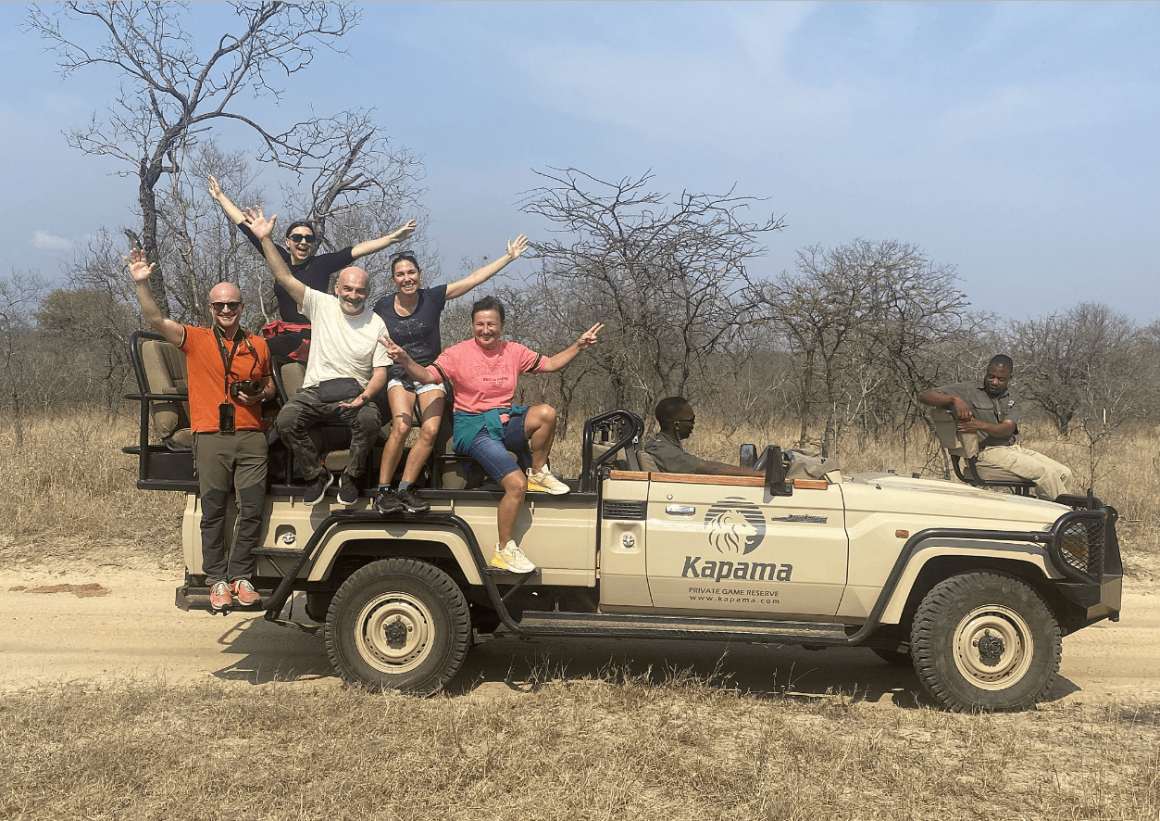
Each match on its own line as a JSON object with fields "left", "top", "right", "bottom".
{"left": 3, "top": 5, "right": 1158, "bottom": 819}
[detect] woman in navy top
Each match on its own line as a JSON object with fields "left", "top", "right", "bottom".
{"left": 371, "top": 236, "right": 528, "bottom": 513}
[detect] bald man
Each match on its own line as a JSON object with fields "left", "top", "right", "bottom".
{"left": 127, "top": 250, "right": 275, "bottom": 612}
{"left": 249, "top": 208, "right": 392, "bottom": 508}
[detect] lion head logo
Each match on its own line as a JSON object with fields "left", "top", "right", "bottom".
{"left": 704, "top": 497, "right": 766, "bottom": 555}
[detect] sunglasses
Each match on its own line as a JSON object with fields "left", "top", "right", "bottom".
{"left": 390, "top": 250, "right": 417, "bottom": 263}
{"left": 210, "top": 301, "right": 242, "bottom": 312}
{"left": 288, "top": 233, "right": 317, "bottom": 245}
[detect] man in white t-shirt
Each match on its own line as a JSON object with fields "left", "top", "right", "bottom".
{"left": 248, "top": 208, "right": 394, "bottom": 507}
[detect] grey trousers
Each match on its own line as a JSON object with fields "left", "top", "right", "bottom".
{"left": 275, "top": 386, "right": 381, "bottom": 480}
{"left": 194, "top": 430, "right": 267, "bottom": 585}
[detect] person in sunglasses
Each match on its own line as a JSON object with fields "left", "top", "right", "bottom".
{"left": 126, "top": 250, "right": 275, "bottom": 612}
{"left": 247, "top": 208, "right": 392, "bottom": 509}
{"left": 370, "top": 239, "right": 528, "bottom": 515}
{"left": 208, "top": 175, "right": 415, "bottom": 361}
{"left": 644, "top": 397, "right": 763, "bottom": 477}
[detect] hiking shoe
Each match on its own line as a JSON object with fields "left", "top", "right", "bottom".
{"left": 231, "top": 579, "right": 261, "bottom": 607}
{"left": 337, "top": 472, "right": 358, "bottom": 506}
{"left": 209, "top": 581, "right": 232, "bottom": 611}
{"left": 374, "top": 487, "right": 403, "bottom": 514}
{"left": 397, "top": 487, "right": 430, "bottom": 514}
{"left": 491, "top": 540, "right": 536, "bottom": 573}
{"left": 304, "top": 471, "right": 333, "bottom": 506}
{"left": 527, "top": 467, "right": 570, "bottom": 495}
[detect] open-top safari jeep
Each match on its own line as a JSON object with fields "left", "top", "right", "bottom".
{"left": 126, "top": 330, "right": 1122, "bottom": 711}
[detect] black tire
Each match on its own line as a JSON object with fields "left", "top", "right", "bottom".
{"left": 872, "top": 648, "right": 914, "bottom": 668}
{"left": 911, "top": 571, "right": 1061, "bottom": 712}
{"left": 324, "top": 558, "right": 471, "bottom": 694}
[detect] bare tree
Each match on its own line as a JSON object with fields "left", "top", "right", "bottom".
{"left": 0, "top": 270, "right": 49, "bottom": 447}
{"left": 521, "top": 168, "right": 785, "bottom": 412}
{"left": 1006, "top": 302, "right": 1155, "bottom": 486}
{"left": 27, "top": 0, "right": 360, "bottom": 314}
{"left": 756, "top": 240, "right": 975, "bottom": 457}
{"left": 1006, "top": 302, "right": 1150, "bottom": 437}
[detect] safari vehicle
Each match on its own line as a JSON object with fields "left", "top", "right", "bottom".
{"left": 126, "top": 331, "right": 1122, "bottom": 712}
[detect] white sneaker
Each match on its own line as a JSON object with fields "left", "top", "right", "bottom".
{"left": 491, "top": 540, "right": 536, "bottom": 573}
{"left": 527, "top": 467, "right": 570, "bottom": 495}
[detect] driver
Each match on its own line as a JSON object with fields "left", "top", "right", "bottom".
{"left": 643, "top": 397, "right": 763, "bottom": 477}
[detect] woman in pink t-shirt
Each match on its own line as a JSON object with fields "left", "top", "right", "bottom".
{"left": 382, "top": 296, "right": 602, "bottom": 574}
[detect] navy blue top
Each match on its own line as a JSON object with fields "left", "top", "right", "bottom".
{"left": 238, "top": 222, "right": 354, "bottom": 324}
{"left": 373, "top": 284, "right": 449, "bottom": 381}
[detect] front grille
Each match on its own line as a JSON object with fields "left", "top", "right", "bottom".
{"left": 1058, "top": 518, "right": 1105, "bottom": 580}
{"left": 603, "top": 500, "right": 647, "bottom": 520}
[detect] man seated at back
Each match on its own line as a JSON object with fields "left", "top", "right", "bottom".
{"left": 248, "top": 208, "right": 392, "bottom": 508}
{"left": 644, "top": 397, "right": 763, "bottom": 477}
{"left": 918, "top": 354, "right": 1072, "bottom": 501}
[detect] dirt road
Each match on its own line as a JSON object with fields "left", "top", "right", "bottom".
{"left": 3, "top": 565, "right": 1157, "bottom": 706}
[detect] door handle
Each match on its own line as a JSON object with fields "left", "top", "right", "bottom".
{"left": 666, "top": 505, "right": 696, "bottom": 515}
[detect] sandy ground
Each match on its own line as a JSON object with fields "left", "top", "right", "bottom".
{"left": 2, "top": 562, "right": 1157, "bottom": 707}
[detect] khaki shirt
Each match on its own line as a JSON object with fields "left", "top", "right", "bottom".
{"left": 935, "top": 380, "right": 1020, "bottom": 448}
{"left": 643, "top": 431, "right": 702, "bottom": 474}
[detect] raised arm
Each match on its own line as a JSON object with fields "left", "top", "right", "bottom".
{"left": 539, "top": 323, "right": 604, "bottom": 373}
{"left": 378, "top": 334, "right": 440, "bottom": 384}
{"left": 445, "top": 235, "right": 529, "bottom": 300}
{"left": 124, "top": 248, "right": 185, "bottom": 348}
{"left": 207, "top": 174, "right": 247, "bottom": 226}
{"left": 918, "top": 388, "right": 972, "bottom": 420}
{"left": 244, "top": 207, "right": 307, "bottom": 306}
{"left": 351, "top": 220, "right": 418, "bottom": 261}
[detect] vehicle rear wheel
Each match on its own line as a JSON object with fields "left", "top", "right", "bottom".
{"left": 324, "top": 558, "right": 470, "bottom": 694}
{"left": 911, "top": 571, "right": 1060, "bottom": 712}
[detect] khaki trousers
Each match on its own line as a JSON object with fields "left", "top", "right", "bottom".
{"left": 977, "top": 444, "right": 1072, "bottom": 501}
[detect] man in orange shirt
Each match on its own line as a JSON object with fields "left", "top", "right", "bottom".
{"left": 127, "top": 249, "right": 275, "bottom": 612}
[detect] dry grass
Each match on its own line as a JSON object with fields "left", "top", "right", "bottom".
{"left": 2, "top": 409, "right": 1158, "bottom": 568}
{"left": 0, "top": 673, "right": 1157, "bottom": 820}
{"left": 0, "top": 411, "right": 183, "bottom": 567}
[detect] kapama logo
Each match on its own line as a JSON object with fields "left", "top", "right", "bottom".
{"left": 704, "top": 497, "right": 766, "bottom": 555}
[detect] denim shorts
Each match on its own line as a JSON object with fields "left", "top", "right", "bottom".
{"left": 386, "top": 376, "right": 447, "bottom": 396}
{"left": 465, "top": 416, "right": 531, "bottom": 481}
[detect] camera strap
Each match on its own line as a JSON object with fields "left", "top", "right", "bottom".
{"left": 213, "top": 326, "right": 257, "bottom": 399}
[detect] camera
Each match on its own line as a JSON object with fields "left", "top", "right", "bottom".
{"left": 229, "top": 379, "right": 263, "bottom": 398}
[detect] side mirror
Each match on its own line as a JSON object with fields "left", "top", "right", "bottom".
{"left": 739, "top": 444, "right": 757, "bottom": 469}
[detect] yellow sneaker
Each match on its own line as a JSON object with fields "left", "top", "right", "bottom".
{"left": 491, "top": 540, "right": 536, "bottom": 573}
{"left": 527, "top": 467, "right": 570, "bottom": 495}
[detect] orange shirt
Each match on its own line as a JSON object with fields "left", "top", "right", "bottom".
{"left": 179, "top": 325, "right": 271, "bottom": 433}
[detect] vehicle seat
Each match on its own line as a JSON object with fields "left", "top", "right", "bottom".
{"left": 139, "top": 338, "right": 192, "bottom": 451}
{"left": 930, "top": 408, "right": 1034, "bottom": 496}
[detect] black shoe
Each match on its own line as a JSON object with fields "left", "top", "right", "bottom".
{"left": 397, "top": 487, "right": 430, "bottom": 514}
{"left": 304, "top": 471, "right": 333, "bottom": 506}
{"left": 337, "top": 473, "right": 358, "bottom": 506}
{"left": 373, "top": 487, "right": 403, "bottom": 514}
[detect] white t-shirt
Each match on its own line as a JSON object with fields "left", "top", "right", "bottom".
{"left": 299, "top": 288, "right": 392, "bottom": 389}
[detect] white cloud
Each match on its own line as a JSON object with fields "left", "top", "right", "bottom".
{"left": 33, "top": 230, "right": 72, "bottom": 251}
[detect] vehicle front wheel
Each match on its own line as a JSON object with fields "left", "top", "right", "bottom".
{"left": 910, "top": 571, "right": 1061, "bottom": 712}
{"left": 324, "top": 558, "right": 471, "bottom": 694}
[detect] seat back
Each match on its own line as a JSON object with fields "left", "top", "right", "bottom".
{"left": 139, "top": 338, "right": 192, "bottom": 449}
{"left": 930, "top": 408, "right": 1033, "bottom": 493}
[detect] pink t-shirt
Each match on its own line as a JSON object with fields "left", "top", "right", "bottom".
{"left": 431, "top": 339, "right": 543, "bottom": 413}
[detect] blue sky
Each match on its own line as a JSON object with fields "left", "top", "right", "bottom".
{"left": 2, "top": 1, "right": 1157, "bottom": 322}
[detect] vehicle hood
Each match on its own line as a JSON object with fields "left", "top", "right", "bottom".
{"left": 840, "top": 472, "right": 1065, "bottom": 532}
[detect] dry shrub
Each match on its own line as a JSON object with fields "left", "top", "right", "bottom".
{"left": 0, "top": 410, "right": 183, "bottom": 561}
{"left": 0, "top": 676, "right": 1157, "bottom": 820}
{"left": 3, "top": 408, "right": 1156, "bottom": 566}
